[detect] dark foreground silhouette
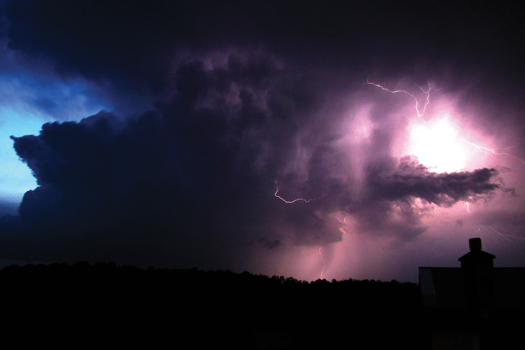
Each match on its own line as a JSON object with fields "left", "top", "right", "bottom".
{"left": 0, "top": 262, "right": 424, "bottom": 349}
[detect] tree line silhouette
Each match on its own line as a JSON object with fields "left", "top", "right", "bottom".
{"left": 0, "top": 262, "right": 426, "bottom": 349}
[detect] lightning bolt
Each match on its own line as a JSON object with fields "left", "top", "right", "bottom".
{"left": 488, "top": 226, "right": 525, "bottom": 242}
{"left": 273, "top": 182, "right": 329, "bottom": 279}
{"left": 365, "top": 78, "right": 432, "bottom": 117}
{"left": 460, "top": 138, "right": 525, "bottom": 164}
{"left": 466, "top": 201, "right": 471, "bottom": 213}
{"left": 367, "top": 78, "right": 525, "bottom": 166}
{"left": 274, "top": 186, "right": 327, "bottom": 204}
{"left": 319, "top": 246, "right": 325, "bottom": 280}
{"left": 334, "top": 214, "right": 350, "bottom": 235}
{"left": 488, "top": 226, "right": 511, "bottom": 242}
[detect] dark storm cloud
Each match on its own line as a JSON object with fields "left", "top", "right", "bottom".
{"left": 4, "top": 0, "right": 525, "bottom": 106}
{"left": 0, "top": 39, "right": 111, "bottom": 120}
{"left": 366, "top": 156, "right": 501, "bottom": 207}
{"left": 339, "top": 156, "right": 504, "bottom": 240}
{"left": 1, "top": 52, "right": 503, "bottom": 265}
{"left": 1, "top": 55, "right": 329, "bottom": 265}
{"left": 0, "top": 0, "right": 522, "bottom": 270}
{"left": 0, "top": 200, "right": 17, "bottom": 216}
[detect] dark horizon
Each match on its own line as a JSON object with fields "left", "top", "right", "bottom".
{"left": 0, "top": 260, "right": 424, "bottom": 349}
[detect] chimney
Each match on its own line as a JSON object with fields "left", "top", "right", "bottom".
{"left": 459, "top": 238, "right": 495, "bottom": 319}
{"left": 459, "top": 238, "right": 495, "bottom": 269}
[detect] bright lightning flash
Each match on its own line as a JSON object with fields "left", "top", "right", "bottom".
{"left": 405, "top": 116, "right": 470, "bottom": 173}
{"left": 367, "top": 79, "right": 525, "bottom": 171}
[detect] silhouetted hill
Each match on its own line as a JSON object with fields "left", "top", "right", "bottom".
{"left": 0, "top": 262, "right": 425, "bottom": 349}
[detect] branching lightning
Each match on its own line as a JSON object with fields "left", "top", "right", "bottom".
{"left": 460, "top": 138, "right": 525, "bottom": 164}
{"left": 274, "top": 186, "right": 326, "bottom": 204}
{"left": 365, "top": 78, "right": 432, "bottom": 117}
{"left": 489, "top": 226, "right": 511, "bottom": 242}
{"left": 483, "top": 226, "right": 525, "bottom": 243}
{"left": 367, "top": 78, "right": 525, "bottom": 166}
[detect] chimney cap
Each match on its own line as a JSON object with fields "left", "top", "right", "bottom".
{"left": 469, "top": 238, "right": 482, "bottom": 251}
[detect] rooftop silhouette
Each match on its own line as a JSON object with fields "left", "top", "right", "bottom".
{"left": 420, "top": 237, "right": 525, "bottom": 350}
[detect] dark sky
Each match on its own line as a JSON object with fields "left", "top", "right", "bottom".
{"left": 0, "top": 0, "right": 524, "bottom": 282}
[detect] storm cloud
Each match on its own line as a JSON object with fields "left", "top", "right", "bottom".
{"left": 0, "top": 1, "right": 523, "bottom": 280}
{"left": 2, "top": 55, "right": 502, "bottom": 267}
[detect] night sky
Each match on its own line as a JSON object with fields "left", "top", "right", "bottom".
{"left": 1, "top": 0, "right": 524, "bottom": 282}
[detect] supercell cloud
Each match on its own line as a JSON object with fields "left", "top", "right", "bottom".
{"left": 0, "top": 1, "right": 524, "bottom": 281}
